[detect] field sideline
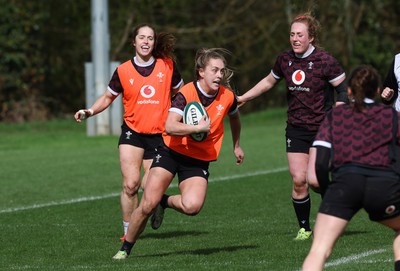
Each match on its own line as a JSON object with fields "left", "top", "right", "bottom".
{"left": 0, "top": 108, "right": 395, "bottom": 270}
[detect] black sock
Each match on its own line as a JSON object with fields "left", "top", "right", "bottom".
{"left": 292, "top": 194, "right": 311, "bottom": 231}
{"left": 395, "top": 260, "right": 400, "bottom": 271}
{"left": 160, "top": 194, "right": 170, "bottom": 209}
{"left": 121, "top": 240, "right": 135, "bottom": 255}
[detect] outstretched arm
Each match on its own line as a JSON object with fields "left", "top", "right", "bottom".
{"left": 228, "top": 111, "right": 244, "bottom": 165}
{"left": 237, "top": 72, "right": 278, "bottom": 107}
{"left": 74, "top": 90, "right": 117, "bottom": 122}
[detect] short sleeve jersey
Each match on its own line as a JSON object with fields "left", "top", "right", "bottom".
{"left": 314, "top": 103, "right": 399, "bottom": 170}
{"left": 162, "top": 81, "right": 237, "bottom": 161}
{"left": 109, "top": 59, "right": 183, "bottom": 93}
{"left": 272, "top": 48, "right": 345, "bottom": 132}
{"left": 107, "top": 58, "right": 183, "bottom": 134}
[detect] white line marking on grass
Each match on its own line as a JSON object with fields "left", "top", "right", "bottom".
{"left": 324, "top": 249, "right": 387, "bottom": 268}
{"left": 0, "top": 167, "right": 288, "bottom": 214}
{"left": 294, "top": 248, "right": 387, "bottom": 271}
{"left": 0, "top": 194, "right": 120, "bottom": 214}
{"left": 358, "top": 259, "right": 392, "bottom": 263}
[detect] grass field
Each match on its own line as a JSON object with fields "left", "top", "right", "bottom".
{"left": 0, "top": 107, "right": 396, "bottom": 270}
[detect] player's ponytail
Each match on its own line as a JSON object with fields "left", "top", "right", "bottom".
{"left": 153, "top": 32, "right": 177, "bottom": 62}
{"left": 131, "top": 23, "right": 177, "bottom": 62}
{"left": 348, "top": 65, "right": 380, "bottom": 112}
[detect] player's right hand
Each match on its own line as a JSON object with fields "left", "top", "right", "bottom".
{"left": 74, "top": 109, "right": 93, "bottom": 122}
{"left": 381, "top": 87, "right": 394, "bottom": 101}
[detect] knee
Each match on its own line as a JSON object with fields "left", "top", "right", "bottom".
{"left": 292, "top": 175, "right": 308, "bottom": 195}
{"left": 182, "top": 201, "right": 202, "bottom": 216}
{"left": 140, "top": 199, "right": 158, "bottom": 217}
{"left": 292, "top": 175, "right": 307, "bottom": 188}
{"left": 122, "top": 181, "right": 140, "bottom": 196}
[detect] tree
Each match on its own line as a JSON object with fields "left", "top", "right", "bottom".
{"left": 1, "top": 0, "right": 399, "bottom": 122}
{"left": 0, "top": 0, "right": 90, "bottom": 122}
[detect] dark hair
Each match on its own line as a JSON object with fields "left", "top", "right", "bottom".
{"left": 131, "top": 23, "right": 177, "bottom": 61}
{"left": 291, "top": 12, "right": 321, "bottom": 48}
{"left": 194, "top": 48, "right": 233, "bottom": 89}
{"left": 348, "top": 65, "right": 380, "bottom": 112}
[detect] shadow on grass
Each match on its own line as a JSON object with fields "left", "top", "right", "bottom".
{"left": 138, "top": 244, "right": 258, "bottom": 257}
{"left": 341, "top": 230, "right": 368, "bottom": 236}
{"left": 137, "top": 230, "right": 258, "bottom": 257}
{"left": 141, "top": 230, "right": 208, "bottom": 239}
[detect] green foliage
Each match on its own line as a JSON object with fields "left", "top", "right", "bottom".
{"left": 0, "top": 1, "right": 48, "bottom": 121}
{"left": 1, "top": 0, "right": 400, "bottom": 122}
{"left": 0, "top": 0, "right": 90, "bottom": 122}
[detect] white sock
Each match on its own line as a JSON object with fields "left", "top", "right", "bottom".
{"left": 123, "top": 221, "right": 129, "bottom": 235}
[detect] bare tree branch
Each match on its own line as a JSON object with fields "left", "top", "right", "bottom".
{"left": 111, "top": 11, "right": 135, "bottom": 61}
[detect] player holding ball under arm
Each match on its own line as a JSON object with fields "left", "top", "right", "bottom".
{"left": 112, "top": 47, "right": 244, "bottom": 259}
{"left": 237, "top": 12, "right": 348, "bottom": 240}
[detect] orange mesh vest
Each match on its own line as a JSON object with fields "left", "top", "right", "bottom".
{"left": 117, "top": 58, "right": 173, "bottom": 134}
{"left": 163, "top": 82, "right": 235, "bottom": 161}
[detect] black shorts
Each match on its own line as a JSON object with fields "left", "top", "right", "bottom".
{"left": 151, "top": 144, "right": 210, "bottom": 184}
{"left": 285, "top": 123, "right": 316, "bottom": 153}
{"left": 118, "top": 122, "right": 162, "bottom": 160}
{"left": 320, "top": 172, "right": 400, "bottom": 222}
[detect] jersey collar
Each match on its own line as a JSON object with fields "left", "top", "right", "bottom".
{"left": 295, "top": 45, "right": 315, "bottom": 59}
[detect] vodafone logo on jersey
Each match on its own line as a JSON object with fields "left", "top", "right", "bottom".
{"left": 292, "top": 70, "right": 305, "bottom": 85}
{"left": 385, "top": 205, "right": 396, "bottom": 215}
{"left": 140, "top": 85, "right": 156, "bottom": 98}
{"left": 137, "top": 85, "right": 160, "bottom": 105}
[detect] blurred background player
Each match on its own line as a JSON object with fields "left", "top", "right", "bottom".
{"left": 381, "top": 52, "right": 400, "bottom": 111}
{"left": 237, "top": 12, "right": 348, "bottom": 240}
{"left": 302, "top": 65, "right": 400, "bottom": 271}
{"left": 74, "top": 23, "right": 183, "bottom": 241}
{"left": 113, "top": 48, "right": 244, "bottom": 259}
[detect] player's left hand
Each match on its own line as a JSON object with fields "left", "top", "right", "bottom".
{"left": 234, "top": 146, "right": 244, "bottom": 165}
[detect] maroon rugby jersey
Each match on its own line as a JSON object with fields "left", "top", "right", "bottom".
{"left": 272, "top": 48, "right": 345, "bottom": 132}
{"left": 314, "top": 103, "right": 400, "bottom": 169}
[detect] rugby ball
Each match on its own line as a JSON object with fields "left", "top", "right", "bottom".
{"left": 183, "top": 101, "right": 209, "bottom": 142}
